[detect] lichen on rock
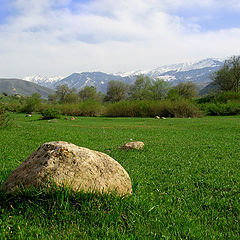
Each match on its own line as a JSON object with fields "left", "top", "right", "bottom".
{"left": 1, "top": 141, "right": 132, "bottom": 196}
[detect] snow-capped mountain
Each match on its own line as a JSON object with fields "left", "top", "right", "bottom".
{"left": 150, "top": 58, "right": 222, "bottom": 75}
{"left": 116, "top": 58, "right": 224, "bottom": 91}
{"left": 146, "top": 58, "right": 223, "bottom": 86}
{"left": 55, "top": 72, "right": 133, "bottom": 93}
{"left": 119, "top": 58, "right": 223, "bottom": 80}
{"left": 23, "top": 58, "right": 224, "bottom": 93}
{"left": 23, "top": 75, "right": 63, "bottom": 88}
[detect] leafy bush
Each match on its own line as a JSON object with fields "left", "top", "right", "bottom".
{"left": 105, "top": 100, "right": 202, "bottom": 118}
{"left": 0, "top": 95, "right": 22, "bottom": 112}
{"left": 196, "top": 91, "right": 240, "bottom": 104}
{"left": 58, "top": 103, "right": 81, "bottom": 116}
{"left": 5, "top": 101, "right": 21, "bottom": 112}
{"left": 215, "top": 91, "right": 240, "bottom": 103}
{"left": 41, "top": 107, "right": 61, "bottom": 119}
{"left": 105, "top": 101, "right": 150, "bottom": 117}
{"left": 170, "top": 100, "right": 202, "bottom": 118}
{"left": 0, "top": 104, "right": 13, "bottom": 128}
{"left": 21, "top": 94, "right": 42, "bottom": 113}
{"left": 78, "top": 101, "right": 105, "bottom": 117}
{"left": 196, "top": 94, "right": 217, "bottom": 104}
{"left": 58, "top": 101, "right": 104, "bottom": 117}
{"left": 197, "top": 91, "right": 240, "bottom": 115}
{"left": 149, "top": 100, "right": 202, "bottom": 118}
{"left": 147, "top": 101, "right": 173, "bottom": 117}
{"left": 200, "top": 102, "right": 240, "bottom": 116}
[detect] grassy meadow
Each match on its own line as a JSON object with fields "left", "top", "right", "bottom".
{"left": 0, "top": 113, "right": 240, "bottom": 239}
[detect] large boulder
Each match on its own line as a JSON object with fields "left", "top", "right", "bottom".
{"left": 1, "top": 141, "right": 132, "bottom": 196}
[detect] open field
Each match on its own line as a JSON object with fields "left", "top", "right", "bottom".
{"left": 0, "top": 114, "right": 240, "bottom": 239}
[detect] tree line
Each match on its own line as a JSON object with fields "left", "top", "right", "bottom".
{"left": 48, "top": 75, "right": 199, "bottom": 104}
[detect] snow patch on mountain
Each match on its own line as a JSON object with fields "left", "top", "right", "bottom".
{"left": 24, "top": 75, "right": 63, "bottom": 83}
{"left": 23, "top": 75, "right": 63, "bottom": 88}
{"left": 120, "top": 58, "right": 223, "bottom": 77}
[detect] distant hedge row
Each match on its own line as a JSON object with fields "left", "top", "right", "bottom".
{"left": 2, "top": 90, "right": 240, "bottom": 118}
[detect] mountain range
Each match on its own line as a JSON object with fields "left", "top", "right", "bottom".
{"left": 23, "top": 58, "right": 224, "bottom": 94}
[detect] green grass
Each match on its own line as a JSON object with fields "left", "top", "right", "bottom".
{"left": 0, "top": 113, "right": 240, "bottom": 239}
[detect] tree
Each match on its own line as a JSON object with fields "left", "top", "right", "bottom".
{"left": 79, "top": 86, "right": 98, "bottom": 101}
{"left": 150, "top": 79, "right": 170, "bottom": 100}
{"left": 56, "top": 84, "right": 71, "bottom": 102}
{"left": 63, "top": 92, "right": 79, "bottom": 103}
{"left": 55, "top": 85, "right": 79, "bottom": 103}
{"left": 48, "top": 93, "right": 58, "bottom": 103}
{"left": 130, "top": 75, "right": 152, "bottom": 100}
{"left": 104, "top": 80, "right": 129, "bottom": 102}
{"left": 212, "top": 56, "right": 240, "bottom": 92}
{"left": 174, "top": 82, "right": 198, "bottom": 99}
{"left": 167, "top": 88, "right": 182, "bottom": 101}
{"left": 31, "top": 92, "right": 41, "bottom": 99}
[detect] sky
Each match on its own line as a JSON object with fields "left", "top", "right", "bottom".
{"left": 0, "top": 0, "right": 240, "bottom": 78}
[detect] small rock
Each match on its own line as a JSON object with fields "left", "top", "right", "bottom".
{"left": 48, "top": 119, "right": 57, "bottom": 123}
{"left": 161, "top": 117, "right": 166, "bottom": 120}
{"left": 155, "top": 116, "right": 160, "bottom": 119}
{"left": 26, "top": 114, "right": 32, "bottom": 117}
{"left": 119, "top": 141, "right": 144, "bottom": 150}
{"left": 1, "top": 141, "right": 132, "bottom": 196}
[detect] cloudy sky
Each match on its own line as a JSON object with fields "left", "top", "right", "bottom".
{"left": 0, "top": 0, "right": 240, "bottom": 78}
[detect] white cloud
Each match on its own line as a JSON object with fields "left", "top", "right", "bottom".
{"left": 0, "top": 0, "right": 240, "bottom": 77}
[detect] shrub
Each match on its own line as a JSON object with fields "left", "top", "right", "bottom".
{"left": 215, "top": 91, "right": 240, "bottom": 103}
{"left": 58, "top": 101, "right": 104, "bottom": 117}
{"left": 0, "top": 95, "right": 22, "bottom": 112}
{"left": 21, "top": 95, "right": 42, "bottom": 113}
{"left": 0, "top": 104, "right": 13, "bottom": 128}
{"left": 105, "top": 100, "right": 202, "bottom": 118}
{"left": 58, "top": 103, "right": 82, "bottom": 116}
{"left": 78, "top": 101, "right": 104, "bottom": 117}
{"left": 5, "top": 101, "right": 21, "bottom": 112}
{"left": 196, "top": 93, "right": 217, "bottom": 104}
{"left": 149, "top": 100, "right": 202, "bottom": 118}
{"left": 170, "top": 100, "right": 202, "bottom": 118}
{"left": 41, "top": 107, "right": 61, "bottom": 119}
{"left": 196, "top": 91, "right": 240, "bottom": 104}
{"left": 200, "top": 102, "right": 240, "bottom": 116}
{"left": 105, "top": 101, "right": 150, "bottom": 117}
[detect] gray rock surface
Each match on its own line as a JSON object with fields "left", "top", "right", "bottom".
{"left": 1, "top": 141, "right": 132, "bottom": 196}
